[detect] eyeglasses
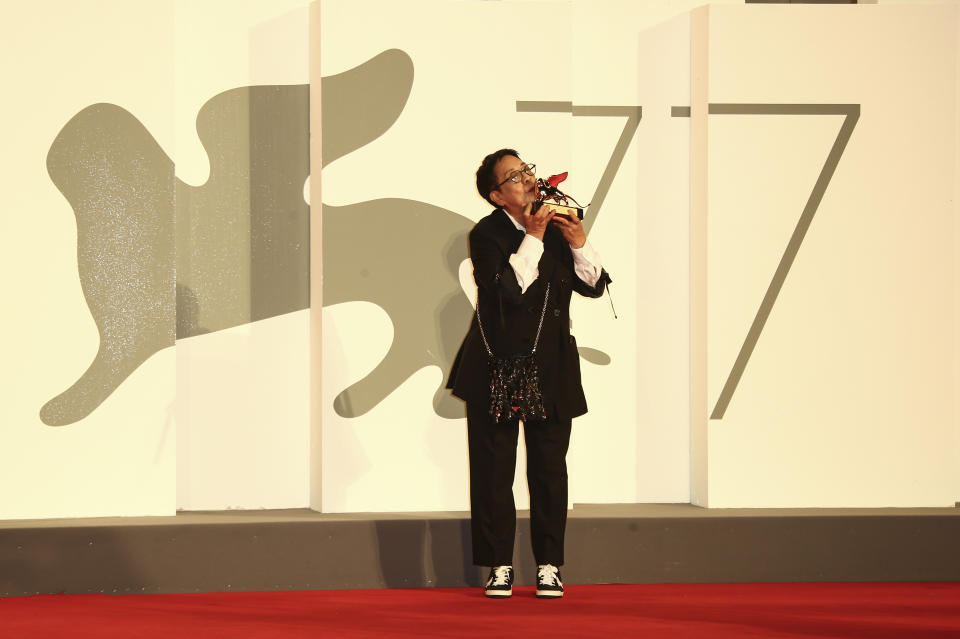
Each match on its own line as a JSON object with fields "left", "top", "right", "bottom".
{"left": 493, "top": 163, "right": 536, "bottom": 190}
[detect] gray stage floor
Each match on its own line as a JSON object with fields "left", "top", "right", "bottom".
{"left": 3, "top": 504, "right": 958, "bottom": 596}
{"left": 4, "top": 502, "right": 958, "bottom": 528}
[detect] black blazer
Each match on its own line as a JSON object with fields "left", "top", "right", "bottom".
{"left": 446, "top": 208, "right": 610, "bottom": 419}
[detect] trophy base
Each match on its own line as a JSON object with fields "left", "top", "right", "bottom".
{"left": 534, "top": 202, "right": 584, "bottom": 220}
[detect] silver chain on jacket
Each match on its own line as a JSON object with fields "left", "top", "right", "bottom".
{"left": 475, "top": 282, "right": 551, "bottom": 358}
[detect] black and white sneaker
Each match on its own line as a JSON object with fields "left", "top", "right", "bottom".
{"left": 536, "top": 564, "right": 564, "bottom": 598}
{"left": 484, "top": 565, "right": 514, "bottom": 598}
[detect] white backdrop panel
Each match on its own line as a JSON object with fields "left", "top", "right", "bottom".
{"left": 699, "top": 4, "right": 959, "bottom": 507}
{"left": 174, "top": 0, "right": 312, "bottom": 511}
{"left": 0, "top": 1, "right": 177, "bottom": 519}
{"left": 318, "top": 0, "right": 696, "bottom": 512}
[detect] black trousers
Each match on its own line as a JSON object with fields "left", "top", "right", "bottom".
{"left": 466, "top": 402, "right": 572, "bottom": 567}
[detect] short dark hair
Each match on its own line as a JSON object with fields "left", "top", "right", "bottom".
{"left": 476, "top": 148, "right": 520, "bottom": 206}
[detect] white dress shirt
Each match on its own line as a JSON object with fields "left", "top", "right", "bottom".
{"left": 502, "top": 210, "right": 603, "bottom": 294}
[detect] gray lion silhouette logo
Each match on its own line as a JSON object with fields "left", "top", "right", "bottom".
{"left": 41, "top": 49, "right": 474, "bottom": 425}
{"left": 42, "top": 48, "right": 613, "bottom": 427}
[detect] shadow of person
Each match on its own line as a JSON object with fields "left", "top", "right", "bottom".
{"left": 373, "top": 519, "right": 428, "bottom": 588}
{"left": 427, "top": 518, "right": 485, "bottom": 588}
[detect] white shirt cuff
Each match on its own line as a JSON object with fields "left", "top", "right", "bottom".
{"left": 572, "top": 241, "right": 602, "bottom": 287}
{"left": 509, "top": 234, "right": 544, "bottom": 294}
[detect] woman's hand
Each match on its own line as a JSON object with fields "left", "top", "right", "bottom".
{"left": 520, "top": 202, "right": 556, "bottom": 240}
{"left": 550, "top": 212, "right": 587, "bottom": 248}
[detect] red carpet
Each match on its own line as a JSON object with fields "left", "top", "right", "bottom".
{"left": 2, "top": 583, "right": 958, "bottom": 638}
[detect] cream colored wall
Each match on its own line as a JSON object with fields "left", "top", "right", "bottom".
{"left": 569, "top": 3, "right": 695, "bottom": 504}
{"left": 315, "top": 0, "right": 705, "bottom": 512}
{"left": 0, "top": 0, "right": 314, "bottom": 519}
{"left": 309, "top": 0, "right": 324, "bottom": 514}
{"left": 838, "top": 0, "right": 959, "bottom": 506}
{"left": 317, "top": 0, "right": 574, "bottom": 513}
{"left": 952, "top": 1, "right": 960, "bottom": 508}
{"left": 173, "top": 0, "right": 312, "bottom": 510}
{"left": 875, "top": 0, "right": 960, "bottom": 4}
{"left": 693, "top": 3, "right": 959, "bottom": 507}
{"left": 690, "top": 6, "right": 711, "bottom": 508}
{"left": 3, "top": 0, "right": 956, "bottom": 521}
{"left": 0, "top": 1, "right": 176, "bottom": 519}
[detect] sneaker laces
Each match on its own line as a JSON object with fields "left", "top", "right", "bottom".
{"left": 537, "top": 564, "right": 560, "bottom": 586}
{"left": 489, "top": 566, "right": 512, "bottom": 586}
